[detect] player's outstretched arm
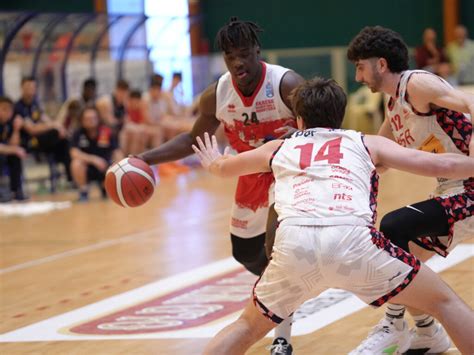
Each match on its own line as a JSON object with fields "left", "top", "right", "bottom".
{"left": 365, "top": 135, "right": 474, "bottom": 179}
{"left": 137, "top": 83, "right": 221, "bottom": 165}
{"left": 192, "top": 133, "right": 280, "bottom": 178}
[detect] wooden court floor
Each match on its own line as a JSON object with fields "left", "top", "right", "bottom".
{"left": 0, "top": 168, "right": 472, "bottom": 354}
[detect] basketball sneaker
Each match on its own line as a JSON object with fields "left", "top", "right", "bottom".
{"left": 267, "top": 337, "right": 293, "bottom": 355}
{"left": 349, "top": 318, "right": 410, "bottom": 355}
{"left": 406, "top": 323, "right": 450, "bottom": 354}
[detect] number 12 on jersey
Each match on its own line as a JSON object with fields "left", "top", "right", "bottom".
{"left": 294, "top": 137, "right": 344, "bottom": 169}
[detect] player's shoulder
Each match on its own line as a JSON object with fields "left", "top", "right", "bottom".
{"left": 406, "top": 70, "right": 449, "bottom": 93}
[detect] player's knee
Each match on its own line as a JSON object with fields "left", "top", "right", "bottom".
{"left": 231, "top": 234, "right": 268, "bottom": 276}
{"left": 380, "top": 211, "right": 410, "bottom": 251}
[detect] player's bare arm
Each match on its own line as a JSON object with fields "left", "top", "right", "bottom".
{"left": 138, "top": 83, "right": 221, "bottom": 165}
{"left": 365, "top": 135, "right": 474, "bottom": 179}
{"left": 193, "top": 133, "right": 280, "bottom": 177}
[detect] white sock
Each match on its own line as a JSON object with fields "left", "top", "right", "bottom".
{"left": 413, "top": 314, "right": 437, "bottom": 336}
{"left": 385, "top": 304, "right": 406, "bottom": 330}
{"left": 274, "top": 315, "right": 292, "bottom": 343}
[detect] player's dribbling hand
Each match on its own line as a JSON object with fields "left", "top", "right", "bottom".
{"left": 192, "top": 132, "right": 230, "bottom": 170}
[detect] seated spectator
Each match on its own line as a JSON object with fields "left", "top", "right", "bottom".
{"left": 168, "top": 71, "right": 185, "bottom": 114}
{"left": 96, "top": 79, "right": 129, "bottom": 132}
{"left": 447, "top": 25, "right": 474, "bottom": 85}
{"left": 56, "top": 78, "right": 97, "bottom": 134}
{"left": 143, "top": 74, "right": 190, "bottom": 176}
{"left": 122, "top": 89, "right": 151, "bottom": 155}
{"left": 415, "top": 28, "right": 452, "bottom": 80}
{"left": 14, "top": 76, "right": 72, "bottom": 183}
{"left": 70, "top": 106, "right": 123, "bottom": 202}
{"left": 0, "top": 96, "right": 27, "bottom": 201}
{"left": 143, "top": 74, "right": 178, "bottom": 126}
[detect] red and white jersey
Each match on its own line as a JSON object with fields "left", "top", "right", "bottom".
{"left": 271, "top": 128, "right": 378, "bottom": 225}
{"left": 216, "top": 62, "right": 296, "bottom": 153}
{"left": 386, "top": 70, "right": 472, "bottom": 194}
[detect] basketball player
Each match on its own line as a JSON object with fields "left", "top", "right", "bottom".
{"left": 136, "top": 17, "right": 303, "bottom": 353}
{"left": 191, "top": 77, "right": 474, "bottom": 355}
{"left": 347, "top": 26, "right": 474, "bottom": 354}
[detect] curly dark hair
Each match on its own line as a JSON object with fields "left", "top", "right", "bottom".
{"left": 215, "top": 17, "right": 263, "bottom": 52}
{"left": 290, "top": 77, "right": 347, "bottom": 129}
{"left": 347, "top": 26, "right": 409, "bottom": 73}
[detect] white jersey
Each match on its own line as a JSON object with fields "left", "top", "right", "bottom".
{"left": 215, "top": 62, "right": 297, "bottom": 237}
{"left": 216, "top": 62, "right": 295, "bottom": 153}
{"left": 386, "top": 69, "right": 473, "bottom": 195}
{"left": 271, "top": 128, "right": 378, "bottom": 225}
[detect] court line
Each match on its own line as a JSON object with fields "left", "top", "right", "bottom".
{"left": 0, "top": 244, "right": 472, "bottom": 341}
{"left": 0, "top": 210, "right": 229, "bottom": 275}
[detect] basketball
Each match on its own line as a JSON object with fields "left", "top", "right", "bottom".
{"left": 105, "top": 157, "right": 156, "bottom": 207}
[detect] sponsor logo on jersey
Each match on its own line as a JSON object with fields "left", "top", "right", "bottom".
{"left": 265, "top": 81, "right": 274, "bottom": 98}
{"left": 418, "top": 134, "right": 446, "bottom": 154}
{"left": 227, "top": 104, "right": 236, "bottom": 113}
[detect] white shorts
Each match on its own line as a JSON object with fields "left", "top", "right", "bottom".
{"left": 253, "top": 225, "right": 420, "bottom": 323}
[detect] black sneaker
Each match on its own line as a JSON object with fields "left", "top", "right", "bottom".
{"left": 268, "top": 337, "right": 293, "bottom": 355}
{"left": 14, "top": 190, "right": 29, "bottom": 201}
{"left": 78, "top": 190, "right": 89, "bottom": 202}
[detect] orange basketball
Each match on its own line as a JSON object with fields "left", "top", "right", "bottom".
{"left": 105, "top": 157, "right": 155, "bottom": 207}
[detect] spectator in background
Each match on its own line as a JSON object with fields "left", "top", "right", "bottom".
{"left": 143, "top": 74, "right": 189, "bottom": 176}
{"left": 70, "top": 106, "right": 122, "bottom": 202}
{"left": 143, "top": 74, "right": 178, "bottom": 125}
{"left": 415, "top": 28, "right": 452, "bottom": 81}
{"left": 57, "top": 78, "right": 97, "bottom": 134}
{"left": 168, "top": 71, "right": 185, "bottom": 113}
{"left": 0, "top": 96, "right": 27, "bottom": 201}
{"left": 446, "top": 25, "right": 474, "bottom": 85}
{"left": 122, "top": 89, "right": 151, "bottom": 155}
{"left": 96, "top": 79, "right": 129, "bottom": 132}
{"left": 14, "top": 76, "right": 72, "bottom": 183}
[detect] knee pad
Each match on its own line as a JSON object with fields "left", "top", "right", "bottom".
{"left": 231, "top": 234, "right": 268, "bottom": 276}
{"left": 380, "top": 211, "right": 411, "bottom": 252}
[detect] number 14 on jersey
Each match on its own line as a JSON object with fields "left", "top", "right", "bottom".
{"left": 294, "top": 137, "right": 344, "bottom": 169}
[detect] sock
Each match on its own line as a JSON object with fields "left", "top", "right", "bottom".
{"left": 413, "top": 314, "right": 437, "bottom": 336}
{"left": 385, "top": 304, "right": 406, "bottom": 330}
{"left": 274, "top": 315, "right": 292, "bottom": 343}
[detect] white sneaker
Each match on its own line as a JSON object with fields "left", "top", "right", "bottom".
{"left": 349, "top": 318, "right": 410, "bottom": 355}
{"left": 408, "top": 323, "right": 451, "bottom": 353}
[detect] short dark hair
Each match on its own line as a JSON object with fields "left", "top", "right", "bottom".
{"left": 130, "top": 89, "right": 142, "bottom": 99}
{"left": 83, "top": 78, "right": 97, "bottom": 89}
{"left": 215, "top": 17, "right": 263, "bottom": 52}
{"left": 116, "top": 79, "right": 129, "bottom": 90}
{"left": 172, "top": 72, "right": 182, "bottom": 80}
{"left": 0, "top": 96, "right": 13, "bottom": 106}
{"left": 21, "top": 76, "right": 36, "bottom": 85}
{"left": 150, "top": 73, "right": 164, "bottom": 88}
{"left": 290, "top": 77, "right": 347, "bottom": 129}
{"left": 347, "top": 26, "right": 409, "bottom": 73}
